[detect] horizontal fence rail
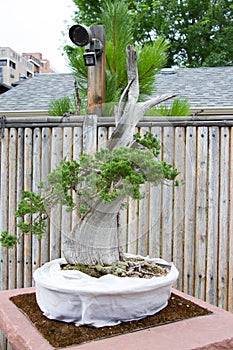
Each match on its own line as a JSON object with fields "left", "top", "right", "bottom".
{"left": 3, "top": 115, "right": 233, "bottom": 128}
{"left": 0, "top": 116, "right": 233, "bottom": 323}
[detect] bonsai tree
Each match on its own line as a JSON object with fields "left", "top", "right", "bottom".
{"left": 0, "top": 46, "right": 179, "bottom": 266}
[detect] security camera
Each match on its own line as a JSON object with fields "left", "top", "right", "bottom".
{"left": 69, "top": 25, "right": 103, "bottom": 66}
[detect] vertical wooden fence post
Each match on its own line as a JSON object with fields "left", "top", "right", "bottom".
{"left": 87, "top": 25, "right": 106, "bottom": 116}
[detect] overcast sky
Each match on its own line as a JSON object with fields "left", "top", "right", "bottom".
{"left": 1, "top": 0, "right": 77, "bottom": 73}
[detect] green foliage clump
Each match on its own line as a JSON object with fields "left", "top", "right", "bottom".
{"left": 146, "top": 99, "right": 190, "bottom": 117}
{"left": 0, "top": 191, "right": 47, "bottom": 248}
{"left": 48, "top": 96, "right": 78, "bottom": 116}
{"left": 0, "top": 231, "right": 18, "bottom": 248}
{"left": 0, "top": 132, "right": 179, "bottom": 248}
{"left": 15, "top": 191, "right": 47, "bottom": 240}
{"left": 134, "top": 132, "right": 161, "bottom": 157}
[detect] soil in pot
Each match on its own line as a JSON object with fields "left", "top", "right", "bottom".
{"left": 11, "top": 292, "right": 212, "bottom": 349}
{"left": 60, "top": 257, "right": 171, "bottom": 278}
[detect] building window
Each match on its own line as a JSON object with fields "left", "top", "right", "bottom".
{"left": 10, "top": 68, "right": 15, "bottom": 78}
{"left": 0, "top": 49, "right": 6, "bottom": 56}
{"left": 0, "top": 59, "right": 7, "bottom": 66}
{"left": 9, "top": 60, "right": 16, "bottom": 69}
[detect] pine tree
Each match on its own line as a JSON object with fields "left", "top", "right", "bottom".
{"left": 64, "top": 0, "right": 169, "bottom": 113}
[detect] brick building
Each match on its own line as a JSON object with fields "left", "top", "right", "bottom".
{"left": 22, "top": 52, "right": 55, "bottom": 74}
{"left": 0, "top": 47, "right": 55, "bottom": 93}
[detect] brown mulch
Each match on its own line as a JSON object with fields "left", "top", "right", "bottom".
{"left": 10, "top": 292, "right": 212, "bottom": 349}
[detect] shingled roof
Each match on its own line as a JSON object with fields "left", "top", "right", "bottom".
{"left": 0, "top": 67, "right": 232, "bottom": 114}
{"left": 155, "top": 66, "right": 233, "bottom": 109}
{"left": 0, "top": 73, "right": 75, "bottom": 112}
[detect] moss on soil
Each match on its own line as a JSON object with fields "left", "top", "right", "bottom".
{"left": 11, "top": 292, "right": 212, "bottom": 348}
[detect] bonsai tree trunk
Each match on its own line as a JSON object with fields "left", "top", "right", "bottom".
{"left": 64, "top": 45, "right": 176, "bottom": 265}
{"left": 63, "top": 198, "right": 123, "bottom": 265}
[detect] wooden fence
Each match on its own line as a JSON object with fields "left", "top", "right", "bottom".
{"left": 0, "top": 115, "right": 233, "bottom": 317}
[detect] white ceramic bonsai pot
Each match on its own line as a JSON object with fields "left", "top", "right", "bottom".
{"left": 33, "top": 255, "right": 179, "bottom": 328}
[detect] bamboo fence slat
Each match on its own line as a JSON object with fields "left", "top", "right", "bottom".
{"left": 218, "top": 127, "right": 229, "bottom": 309}
{"left": 0, "top": 129, "right": 9, "bottom": 291}
{"left": 71, "top": 127, "right": 82, "bottom": 230}
{"left": 82, "top": 115, "right": 97, "bottom": 154}
{"left": 97, "top": 126, "right": 108, "bottom": 150}
{"left": 72, "top": 126, "right": 82, "bottom": 161}
{"left": 61, "top": 127, "right": 73, "bottom": 255}
{"left": 195, "top": 127, "right": 208, "bottom": 300}
{"left": 49, "top": 127, "right": 62, "bottom": 260}
{"left": 16, "top": 128, "right": 24, "bottom": 288}
{"left": 23, "top": 128, "right": 33, "bottom": 287}
{"left": 40, "top": 128, "right": 51, "bottom": 265}
{"left": 127, "top": 199, "right": 139, "bottom": 254}
{"left": 118, "top": 203, "right": 128, "bottom": 253}
{"left": 108, "top": 126, "right": 115, "bottom": 140}
{"left": 127, "top": 126, "right": 139, "bottom": 255}
{"left": 161, "top": 127, "right": 174, "bottom": 261}
{"left": 183, "top": 127, "right": 197, "bottom": 295}
{"left": 8, "top": 129, "right": 17, "bottom": 289}
{"left": 206, "top": 127, "right": 220, "bottom": 306}
{"left": 32, "top": 128, "right": 42, "bottom": 279}
{"left": 228, "top": 127, "right": 233, "bottom": 312}
{"left": 173, "top": 127, "right": 185, "bottom": 290}
{"left": 137, "top": 186, "right": 149, "bottom": 257}
{"left": 148, "top": 127, "right": 162, "bottom": 258}
{"left": 138, "top": 127, "right": 150, "bottom": 257}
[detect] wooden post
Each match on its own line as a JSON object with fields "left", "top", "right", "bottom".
{"left": 87, "top": 25, "right": 106, "bottom": 116}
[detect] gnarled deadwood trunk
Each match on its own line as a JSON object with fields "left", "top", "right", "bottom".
{"left": 64, "top": 45, "right": 176, "bottom": 265}
{"left": 63, "top": 198, "right": 123, "bottom": 265}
